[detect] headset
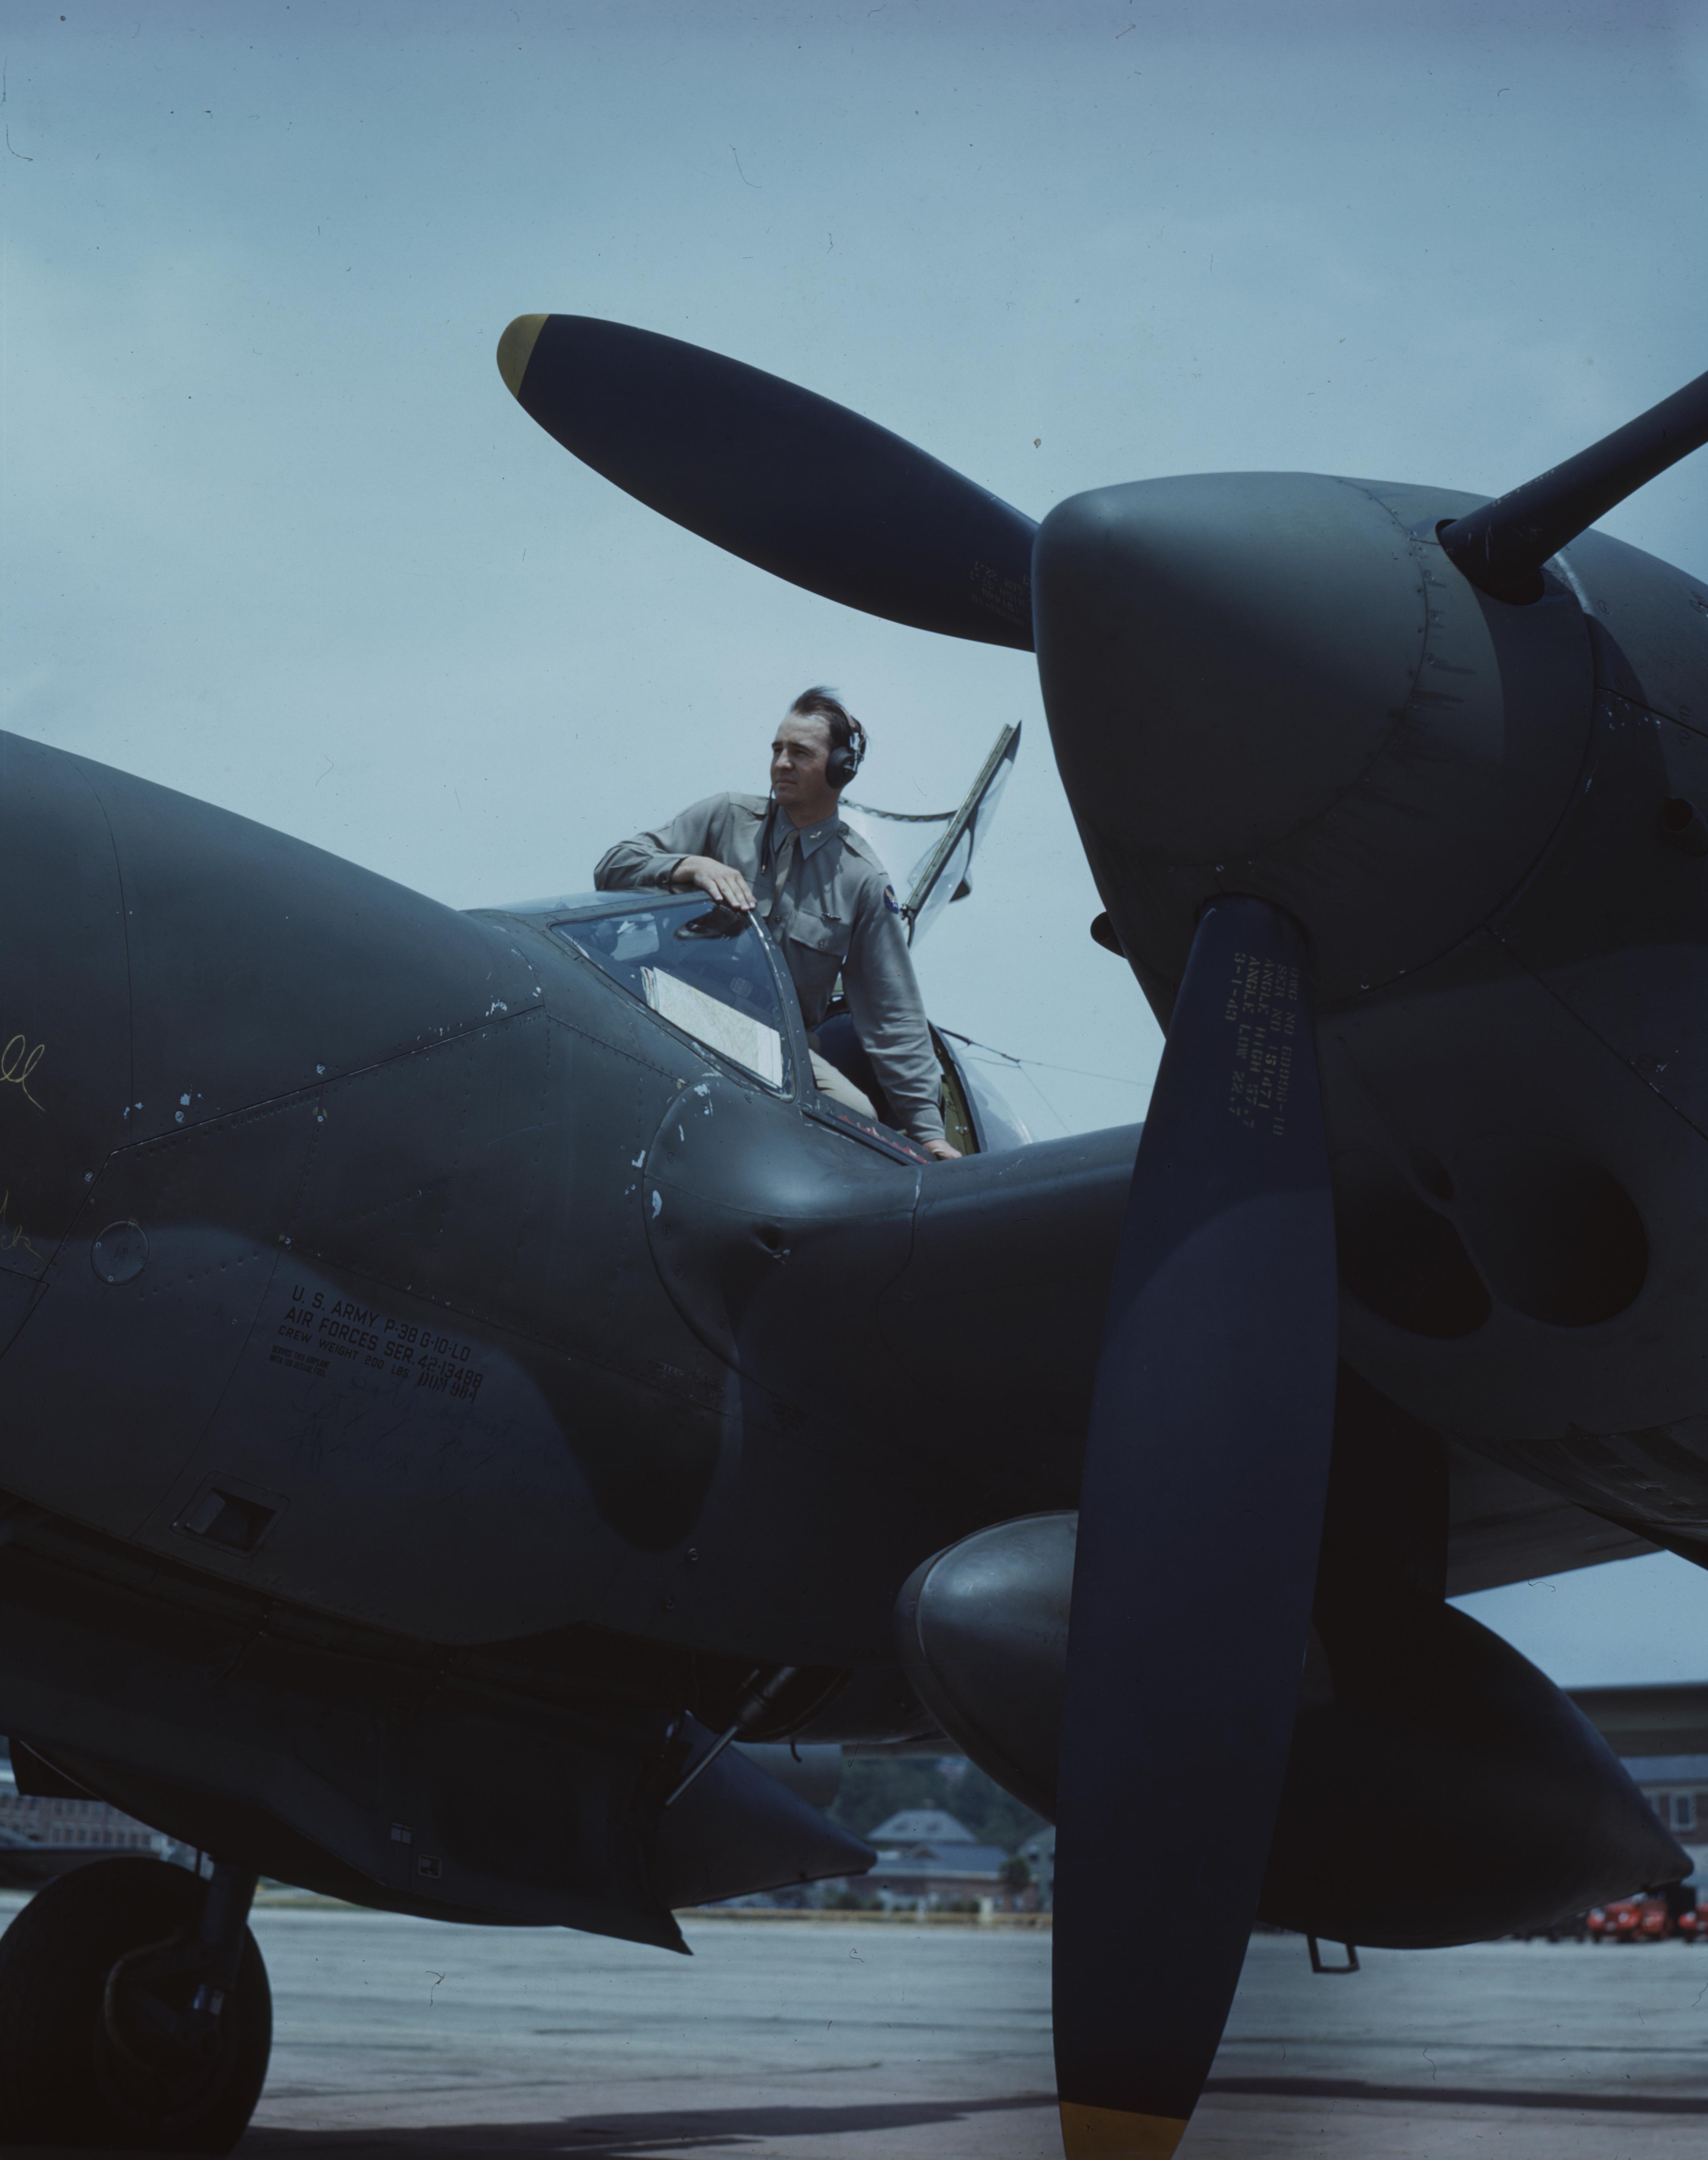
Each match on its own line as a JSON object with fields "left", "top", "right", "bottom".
{"left": 826, "top": 712, "right": 867, "bottom": 792}
{"left": 765, "top": 704, "right": 866, "bottom": 875}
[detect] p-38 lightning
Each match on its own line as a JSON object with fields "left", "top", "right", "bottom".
{"left": 3, "top": 310, "right": 1708, "bottom": 2155}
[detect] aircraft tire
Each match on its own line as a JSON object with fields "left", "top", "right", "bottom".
{"left": 0, "top": 1854, "right": 271, "bottom": 2151}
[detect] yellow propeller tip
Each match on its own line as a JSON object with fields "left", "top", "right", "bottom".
{"left": 1058, "top": 2101, "right": 1190, "bottom": 2157}
{"left": 496, "top": 314, "right": 549, "bottom": 400}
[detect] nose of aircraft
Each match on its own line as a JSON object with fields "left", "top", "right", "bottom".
{"left": 1034, "top": 471, "right": 1596, "bottom": 1003}
{"left": 0, "top": 730, "right": 571, "bottom": 1551}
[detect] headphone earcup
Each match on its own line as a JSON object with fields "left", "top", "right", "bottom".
{"left": 827, "top": 724, "right": 864, "bottom": 792}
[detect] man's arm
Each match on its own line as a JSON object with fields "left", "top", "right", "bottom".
{"left": 593, "top": 796, "right": 730, "bottom": 894}
{"left": 843, "top": 885, "right": 956, "bottom": 1154}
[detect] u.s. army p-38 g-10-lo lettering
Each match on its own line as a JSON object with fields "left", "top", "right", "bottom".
{"left": 4, "top": 312, "right": 1708, "bottom": 2154}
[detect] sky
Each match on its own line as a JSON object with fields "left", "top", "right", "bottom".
{"left": 4, "top": 0, "right": 1708, "bottom": 1684}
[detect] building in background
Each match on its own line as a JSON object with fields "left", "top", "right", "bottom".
{"left": 1570, "top": 1685, "right": 1708, "bottom": 1884}
{"left": 862, "top": 1809, "right": 1016, "bottom": 1911}
{"left": 0, "top": 1741, "right": 181, "bottom": 1885}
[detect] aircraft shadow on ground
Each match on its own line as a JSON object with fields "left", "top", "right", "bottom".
{"left": 237, "top": 2090, "right": 1059, "bottom": 2154}
{"left": 1208, "top": 2075, "right": 1708, "bottom": 2116}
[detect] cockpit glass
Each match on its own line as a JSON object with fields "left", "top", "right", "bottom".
{"left": 907, "top": 752, "right": 1015, "bottom": 944}
{"left": 554, "top": 901, "right": 789, "bottom": 1089}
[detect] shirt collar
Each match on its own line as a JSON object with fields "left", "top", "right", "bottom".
{"left": 791, "top": 815, "right": 844, "bottom": 862}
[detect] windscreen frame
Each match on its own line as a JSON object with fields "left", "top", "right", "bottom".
{"left": 546, "top": 890, "right": 807, "bottom": 1098}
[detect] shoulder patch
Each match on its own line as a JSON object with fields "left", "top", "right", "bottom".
{"left": 883, "top": 883, "right": 901, "bottom": 914}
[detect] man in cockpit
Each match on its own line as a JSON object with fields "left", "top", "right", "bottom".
{"left": 594, "top": 687, "right": 962, "bottom": 1159}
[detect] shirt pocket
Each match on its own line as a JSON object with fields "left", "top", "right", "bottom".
{"left": 783, "top": 907, "right": 848, "bottom": 999}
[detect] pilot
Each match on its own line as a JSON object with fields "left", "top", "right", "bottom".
{"left": 594, "top": 688, "right": 962, "bottom": 1159}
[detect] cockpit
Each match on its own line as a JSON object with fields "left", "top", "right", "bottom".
{"left": 491, "top": 721, "right": 1032, "bottom": 1157}
{"left": 542, "top": 890, "right": 1028, "bottom": 1158}
{"left": 559, "top": 898, "right": 790, "bottom": 1093}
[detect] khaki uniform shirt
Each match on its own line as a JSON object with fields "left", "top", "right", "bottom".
{"left": 593, "top": 792, "right": 945, "bottom": 1143}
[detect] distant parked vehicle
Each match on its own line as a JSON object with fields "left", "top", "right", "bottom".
{"left": 1587, "top": 1896, "right": 1662, "bottom": 1942}
{"left": 1586, "top": 1891, "right": 1706, "bottom": 1943}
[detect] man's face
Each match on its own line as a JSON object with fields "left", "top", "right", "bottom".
{"left": 770, "top": 714, "right": 835, "bottom": 805}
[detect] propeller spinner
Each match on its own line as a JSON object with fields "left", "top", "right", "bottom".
{"left": 497, "top": 313, "right": 1708, "bottom": 2157}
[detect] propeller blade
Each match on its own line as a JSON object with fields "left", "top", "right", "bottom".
{"left": 496, "top": 314, "right": 1036, "bottom": 649}
{"left": 1440, "top": 363, "right": 1708, "bottom": 602}
{"left": 1053, "top": 895, "right": 1338, "bottom": 2158}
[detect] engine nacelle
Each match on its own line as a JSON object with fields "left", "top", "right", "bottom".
{"left": 896, "top": 1511, "right": 1687, "bottom": 1945}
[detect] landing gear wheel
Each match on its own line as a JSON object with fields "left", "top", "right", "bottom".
{"left": 0, "top": 1856, "right": 271, "bottom": 2152}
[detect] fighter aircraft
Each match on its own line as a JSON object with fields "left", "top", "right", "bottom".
{"left": 0, "top": 313, "right": 1705, "bottom": 2155}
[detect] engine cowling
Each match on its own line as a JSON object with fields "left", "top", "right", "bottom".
{"left": 896, "top": 1509, "right": 1687, "bottom": 1945}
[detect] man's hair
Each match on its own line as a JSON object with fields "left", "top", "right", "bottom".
{"left": 788, "top": 686, "right": 866, "bottom": 783}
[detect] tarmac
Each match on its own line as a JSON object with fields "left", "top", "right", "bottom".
{"left": 238, "top": 1905, "right": 1708, "bottom": 2157}
{"left": 9, "top": 1893, "right": 1708, "bottom": 2155}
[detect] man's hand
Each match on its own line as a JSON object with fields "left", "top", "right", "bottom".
{"left": 672, "top": 855, "right": 757, "bottom": 910}
{"left": 922, "top": 1138, "right": 963, "bottom": 1161}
